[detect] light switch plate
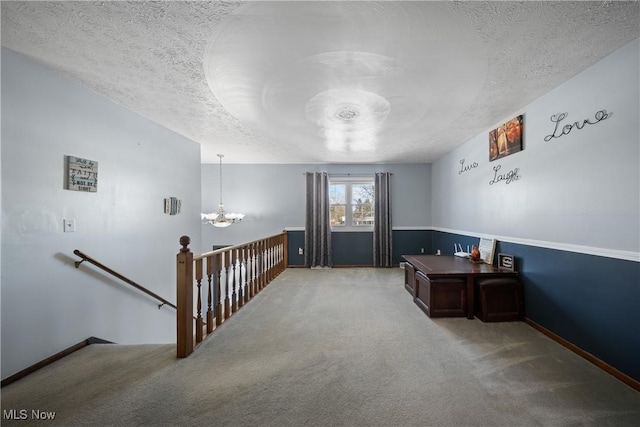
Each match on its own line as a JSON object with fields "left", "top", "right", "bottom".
{"left": 64, "top": 219, "right": 76, "bottom": 232}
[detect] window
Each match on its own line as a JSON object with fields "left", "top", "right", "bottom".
{"left": 329, "top": 178, "right": 375, "bottom": 229}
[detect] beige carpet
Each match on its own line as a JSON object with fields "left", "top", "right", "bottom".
{"left": 2, "top": 268, "right": 639, "bottom": 426}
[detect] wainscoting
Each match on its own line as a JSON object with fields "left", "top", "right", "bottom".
{"left": 286, "top": 229, "right": 432, "bottom": 267}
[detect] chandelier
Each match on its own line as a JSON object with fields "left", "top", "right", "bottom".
{"left": 201, "top": 154, "right": 244, "bottom": 228}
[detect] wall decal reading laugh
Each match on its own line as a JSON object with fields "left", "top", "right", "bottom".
{"left": 489, "top": 164, "right": 520, "bottom": 185}
{"left": 544, "top": 110, "right": 610, "bottom": 142}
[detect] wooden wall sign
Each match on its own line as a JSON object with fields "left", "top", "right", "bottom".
{"left": 65, "top": 155, "right": 98, "bottom": 192}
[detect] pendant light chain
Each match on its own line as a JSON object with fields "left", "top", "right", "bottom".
{"left": 201, "top": 153, "right": 244, "bottom": 227}
{"left": 218, "top": 154, "right": 224, "bottom": 206}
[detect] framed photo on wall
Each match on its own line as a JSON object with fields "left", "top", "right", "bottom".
{"left": 489, "top": 115, "right": 523, "bottom": 161}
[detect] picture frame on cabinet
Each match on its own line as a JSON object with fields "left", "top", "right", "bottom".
{"left": 498, "top": 253, "right": 515, "bottom": 271}
{"left": 478, "top": 237, "right": 496, "bottom": 265}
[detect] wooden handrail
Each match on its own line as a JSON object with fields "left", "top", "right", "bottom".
{"left": 73, "top": 249, "right": 177, "bottom": 310}
{"left": 196, "top": 233, "right": 287, "bottom": 259}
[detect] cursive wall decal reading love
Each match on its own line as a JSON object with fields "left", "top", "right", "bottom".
{"left": 544, "top": 110, "right": 610, "bottom": 142}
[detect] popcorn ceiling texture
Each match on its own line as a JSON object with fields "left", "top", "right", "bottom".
{"left": 2, "top": 1, "right": 638, "bottom": 164}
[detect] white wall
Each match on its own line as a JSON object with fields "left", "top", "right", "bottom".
{"left": 1, "top": 49, "right": 202, "bottom": 379}
{"left": 201, "top": 163, "right": 431, "bottom": 248}
{"left": 431, "top": 39, "right": 639, "bottom": 259}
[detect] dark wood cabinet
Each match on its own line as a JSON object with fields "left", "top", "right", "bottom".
{"left": 402, "top": 255, "right": 523, "bottom": 321}
{"left": 475, "top": 278, "right": 524, "bottom": 322}
{"left": 415, "top": 271, "right": 467, "bottom": 317}
{"left": 404, "top": 262, "right": 416, "bottom": 296}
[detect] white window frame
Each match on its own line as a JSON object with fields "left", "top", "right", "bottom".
{"left": 329, "top": 176, "right": 375, "bottom": 232}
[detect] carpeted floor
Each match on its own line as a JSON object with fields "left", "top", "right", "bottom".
{"left": 2, "top": 268, "right": 639, "bottom": 426}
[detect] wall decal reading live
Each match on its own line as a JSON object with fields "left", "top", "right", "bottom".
{"left": 544, "top": 110, "right": 610, "bottom": 142}
{"left": 458, "top": 159, "right": 478, "bottom": 175}
{"left": 489, "top": 164, "right": 520, "bottom": 185}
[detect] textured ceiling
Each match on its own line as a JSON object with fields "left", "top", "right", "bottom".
{"left": 2, "top": 1, "right": 638, "bottom": 164}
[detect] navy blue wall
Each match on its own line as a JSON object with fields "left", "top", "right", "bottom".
{"left": 429, "top": 231, "right": 478, "bottom": 257}
{"left": 431, "top": 231, "right": 640, "bottom": 383}
{"left": 287, "top": 229, "right": 433, "bottom": 267}
{"left": 286, "top": 230, "right": 306, "bottom": 266}
{"left": 392, "top": 230, "right": 433, "bottom": 265}
{"left": 332, "top": 232, "right": 373, "bottom": 266}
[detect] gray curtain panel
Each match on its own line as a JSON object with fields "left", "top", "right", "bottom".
{"left": 305, "top": 172, "right": 332, "bottom": 267}
{"left": 373, "top": 172, "right": 393, "bottom": 267}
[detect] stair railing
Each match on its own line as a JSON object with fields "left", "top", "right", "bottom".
{"left": 176, "top": 231, "right": 288, "bottom": 358}
{"left": 74, "top": 249, "right": 177, "bottom": 310}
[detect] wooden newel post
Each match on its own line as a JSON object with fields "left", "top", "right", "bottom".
{"left": 176, "top": 235, "right": 193, "bottom": 358}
